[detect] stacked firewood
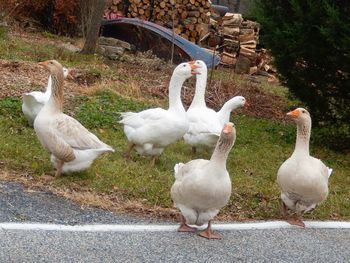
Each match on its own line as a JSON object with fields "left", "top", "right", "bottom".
{"left": 125, "top": 0, "right": 212, "bottom": 43}
{"left": 127, "top": 0, "right": 152, "bottom": 20}
{"left": 105, "top": 2, "right": 275, "bottom": 76}
{"left": 105, "top": 0, "right": 127, "bottom": 18}
{"left": 199, "top": 13, "right": 269, "bottom": 74}
{"left": 222, "top": 14, "right": 259, "bottom": 74}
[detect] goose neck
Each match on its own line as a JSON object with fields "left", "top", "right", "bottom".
{"left": 45, "top": 73, "right": 64, "bottom": 112}
{"left": 189, "top": 73, "right": 207, "bottom": 108}
{"left": 168, "top": 74, "right": 186, "bottom": 111}
{"left": 217, "top": 100, "right": 239, "bottom": 124}
{"left": 210, "top": 151, "right": 228, "bottom": 169}
{"left": 293, "top": 121, "right": 311, "bottom": 156}
{"left": 45, "top": 76, "right": 53, "bottom": 96}
{"left": 210, "top": 136, "right": 233, "bottom": 168}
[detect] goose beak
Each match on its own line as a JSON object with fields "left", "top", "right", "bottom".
{"left": 38, "top": 61, "right": 49, "bottom": 66}
{"left": 287, "top": 109, "right": 300, "bottom": 118}
{"left": 66, "top": 69, "right": 74, "bottom": 80}
{"left": 244, "top": 101, "right": 250, "bottom": 107}
{"left": 223, "top": 122, "right": 234, "bottom": 134}
{"left": 190, "top": 62, "right": 201, "bottom": 75}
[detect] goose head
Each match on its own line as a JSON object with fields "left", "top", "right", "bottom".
{"left": 234, "top": 96, "right": 248, "bottom": 108}
{"left": 216, "top": 122, "right": 236, "bottom": 153}
{"left": 287, "top": 108, "right": 311, "bottom": 125}
{"left": 192, "top": 60, "right": 207, "bottom": 75}
{"left": 38, "top": 60, "right": 64, "bottom": 78}
{"left": 63, "top": 67, "right": 74, "bottom": 80}
{"left": 174, "top": 61, "right": 200, "bottom": 78}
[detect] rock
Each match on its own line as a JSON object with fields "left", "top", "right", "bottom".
{"left": 59, "top": 42, "right": 81, "bottom": 53}
{"left": 97, "top": 46, "right": 106, "bottom": 54}
{"left": 98, "top": 37, "right": 131, "bottom": 50}
{"left": 105, "top": 46, "right": 124, "bottom": 58}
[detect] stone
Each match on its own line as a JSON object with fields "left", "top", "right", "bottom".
{"left": 98, "top": 37, "right": 131, "bottom": 50}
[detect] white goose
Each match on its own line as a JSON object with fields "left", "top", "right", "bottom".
{"left": 34, "top": 60, "right": 114, "bottom": 176}
{"left": 119, "top": 61, "right": 199, "bottom": 165}
{"left": 277, "top": 108, "right": 332, "bottom": 227}
{"left": 171, "top": 122, "right": 236, "bottom": 239}
{"left": 184, "top": 60, "right": 247, "bottom": 153}
{"left": 22, "top": 67, "right": 72, "bottom": 126}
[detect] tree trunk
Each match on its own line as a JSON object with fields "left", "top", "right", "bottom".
{"left": 82, "top": 0, "right": 106, "bottom": 54}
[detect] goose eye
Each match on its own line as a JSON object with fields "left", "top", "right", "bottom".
{"left": 302, "top": 110, "right": 306, "bottom": 113}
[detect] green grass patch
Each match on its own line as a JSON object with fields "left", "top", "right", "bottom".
{"left": 0, "top": 91, "right": 349, "bottom": 220}
{"left": 0, "top": 33, "right": 103, "bottom": 69}
{"left": 1, "top": 30, "right": 349, "bottom": 220}
{"left": 0, "top": 26, "right": 8, "bottom": 40}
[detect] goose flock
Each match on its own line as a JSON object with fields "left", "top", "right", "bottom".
{"left": 22, "top": 59, "right": 332, "bottom": 239}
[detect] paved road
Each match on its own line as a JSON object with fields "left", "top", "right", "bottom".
{"left": 1, "top": 181, "right": 350, "bottom": 262}
{"left": 0, "top": 181, "right": 159, "bottom": 224}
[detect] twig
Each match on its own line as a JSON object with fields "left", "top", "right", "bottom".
{"left": 208, "top": 45, "right": 218, "bottom": 88}
{"left": 170, "top": 5, "right": 175, "bottom": 64}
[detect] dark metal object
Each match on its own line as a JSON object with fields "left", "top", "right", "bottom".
{"left": 211, "top": 4, "right": 229, "bottom": 16}
{"left": 100, "top": 18, "right": 220, "bottom": 68}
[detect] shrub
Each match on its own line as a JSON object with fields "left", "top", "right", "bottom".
{"left": 252, "top": 0, "right": 350, "bottom": 150}
{"left": 0, "top": 0, "right": 80, "bottom": 36}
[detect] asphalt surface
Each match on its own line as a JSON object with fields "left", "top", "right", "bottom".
{"left": 1, "top": 181, "right": 350, "bottom": 262}
{"left": 0, "top": 181, "right": 160, "bottom": 224}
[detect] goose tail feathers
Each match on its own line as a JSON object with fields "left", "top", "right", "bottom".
{"left": 327, "top": 167, "right": 333, "bottom": 178}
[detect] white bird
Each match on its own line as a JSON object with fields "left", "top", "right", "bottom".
{"left": 119, "top": 61, "right": 200, "bottom": 165}
{"left": 277, "top": 108, "right": 332, "bottom": 227}
{"left": 34, "top": 60, "right": 114, "bottom": 177}
{"left": 183, "top": 60, "right": 247, "bottom": 153}
{"left": 22, "top": 67, "right": 72, "bottom": 126}
{"left": 171, "top": 122, "right": 236, "bottom": 239}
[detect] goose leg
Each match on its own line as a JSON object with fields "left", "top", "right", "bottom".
{"left": 280, "top": 199, "right": 288, "bottom": 218}
{"left": 150, "top": 155, "right": 156, "bottom": 167}
{"left": 177, "top": 214, "right": 197, "bottom": 232}
{"left": 55, "top": 160, "right": 64, "bottom": 177}
{"left": 123, "top": 143, "right": 135, "bottom": 159}
{"left": 192, "top": 146, "right": 197, "bottom": 155}
{"left": 199, "top": 220, "right": 221, "bottom": 239}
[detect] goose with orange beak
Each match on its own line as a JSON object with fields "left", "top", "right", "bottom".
{"left": 119, "top": 61, "right": 200, "bottom": 165}
{"left": 277, "top": 108, "right": 333, "bottom": 227}
{"left": 183, "top": 60, "right": 248, "bottom": 153}
{"left": 171, "top": 122, "right": 236, "bottom": 239}
{"left": 34, "top": 60, "right": 114, "bottom": 177}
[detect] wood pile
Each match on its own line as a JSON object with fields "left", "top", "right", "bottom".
{"left": 105, "top": 0, "right": 127, "bottom": 18}
{"left": 127, "top": 0, "right": 152, "bottom": 20}
{"left": 105, "top": 2, "right": 276, "bottom": 77}
{"left": 199, "top": 13, "right": 271, "bottom": 75}
{"left": 125, "top": 0, "right": 212, "bottom": 43}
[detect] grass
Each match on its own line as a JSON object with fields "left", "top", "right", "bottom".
{"left": 0, "top": 29, "right": 349, "bottom": 221}
{"left": 1, "top": 92, "right": 349, "bottom": 220}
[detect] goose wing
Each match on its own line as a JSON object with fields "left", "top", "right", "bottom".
{"left": 53, "top": 114, "right": 113, "bottom": 151}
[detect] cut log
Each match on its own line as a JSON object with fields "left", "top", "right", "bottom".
{"left": 239, "top": 46, "right": 257, "bottom": 61}
{"left": 222, "top": 26, "right": 239, "bottom": 36}
{"left": 240, "top": 40, "right": 257, "bottom": 49}
{"left": 238, "top": 32, "right": 256, "bottom": 42}
{"left": 249, "top": 66, "right": 258, "bottom": 75}
{"left": 221, "top": 52, "right": 236, "bottom": 65}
